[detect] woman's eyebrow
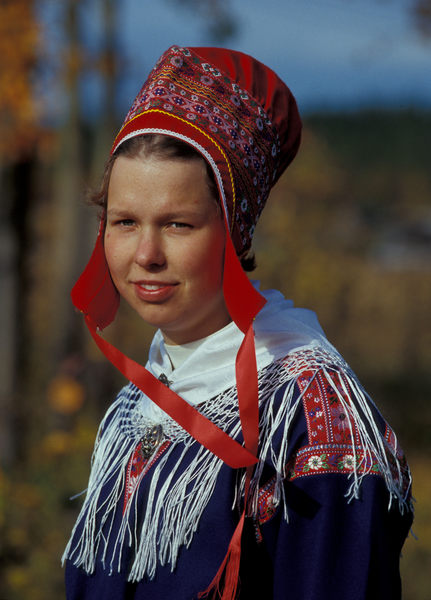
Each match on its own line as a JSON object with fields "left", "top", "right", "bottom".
{"left": 159, "top": 208, "right": 206, "bottom": 219}
{"left": 105, "top": 208, "right": 139, "bottom": 220}
{"left": 106, "top": 207, "right": 206, "bottom": 219}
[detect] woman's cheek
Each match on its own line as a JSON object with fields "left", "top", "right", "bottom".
{"left": 104, "top": 233, "right": 124, "bottom": 271}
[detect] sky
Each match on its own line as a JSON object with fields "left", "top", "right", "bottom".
{"left": 40, "top": 0, "right": 431, "bottom": 119}
{"left": 113, "top": 0, "right": 431, "bottom": 114}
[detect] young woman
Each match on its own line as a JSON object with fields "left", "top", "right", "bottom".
{"left": 63, "top": 46, "right": 413, "bottom": 600}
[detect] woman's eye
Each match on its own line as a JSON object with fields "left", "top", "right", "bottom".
{"left": 115, "top": 218, "right": 135, "bottom": 227}
{"left": 169, "top": 222, "right": 191, "bottom": 229}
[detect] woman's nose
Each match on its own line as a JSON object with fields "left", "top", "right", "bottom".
{"left": 134, "top": 230, "right": 166, "bottom": 269}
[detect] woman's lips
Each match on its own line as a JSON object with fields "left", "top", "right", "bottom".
{"left": 133, "top": 281, "right": 177, "bottom": 302}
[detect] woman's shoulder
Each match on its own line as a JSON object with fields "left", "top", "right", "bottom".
{"left": 257, "top": 344, "right": 412, "bottom": 509}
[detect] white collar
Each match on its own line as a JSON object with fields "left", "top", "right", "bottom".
{"left": 164, "top": 321, "right": 234, "bottom": 370}
{"left": 138, "top": 282, "right": 328, "bottom": 423}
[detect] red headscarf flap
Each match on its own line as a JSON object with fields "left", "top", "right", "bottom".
{"left": 71, "top": 223, "right": 119, "bottom": 329}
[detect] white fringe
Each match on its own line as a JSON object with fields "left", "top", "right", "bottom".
{"left": 62, "top": 343, "right": 412, "bottom": 582}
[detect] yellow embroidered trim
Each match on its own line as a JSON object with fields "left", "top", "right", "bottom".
{"left": 113, "top": 109, "right": 236, "bottom": 233}
{"left": 157, "top": 67, "right": 243, "bottom": 119}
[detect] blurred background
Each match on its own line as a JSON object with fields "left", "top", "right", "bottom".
{"left": 0, "top": 0, "right": 430, "bottom": 597}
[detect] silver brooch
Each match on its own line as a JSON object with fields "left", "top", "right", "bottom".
{"left": 158, "top": 373, "right": 172, "bottom": 387}
{"left": 140, "top": 424, "right": 164, "bottom": 459}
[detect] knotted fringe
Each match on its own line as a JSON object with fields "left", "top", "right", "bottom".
{"left": 63, "top": 344, "right": 412, "bottom": 585}
{"left": 62, "top": 384, "right": 240, "bottom": 579}
{"left": 322, "top": 364, "right": 412, "bottom": 511}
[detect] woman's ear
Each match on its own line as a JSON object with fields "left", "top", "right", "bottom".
{"left": 239, "top": 248, "right": 257, "bottom": 272}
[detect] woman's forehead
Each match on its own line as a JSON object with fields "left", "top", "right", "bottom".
{"left": 114, "top": 152, "right": 207, "bottom": 170}
{"left": 107, "top": 154, "right": 217, "bottom": 213}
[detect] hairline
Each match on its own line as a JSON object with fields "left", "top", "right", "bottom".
{"left": 114, "top": 130, "right": 229, "bottom": 220}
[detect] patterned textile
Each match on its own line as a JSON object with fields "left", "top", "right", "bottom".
{"left": 290, "top": 370, "right": 410, "bottom": 492}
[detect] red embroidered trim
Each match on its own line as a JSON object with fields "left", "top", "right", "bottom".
{"left": 256, "top": 474, "right": 278, "bottom": 526}
{"left": 286, "top": 444, "right": 380, "bottom": 480}
{"left": 286, "top": 368, "right": 371, "bottom": 478}
{"left": 297, "top": 369, "right": 361, "bottom": 446}
{"left": 123, "top": 441, "right": 171, "bottom": 514}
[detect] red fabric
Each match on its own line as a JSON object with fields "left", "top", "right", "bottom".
{"left": 71, "top": 224, "right": 119, "bottom": 329}
{"left": 236, "top": 326, "right": 259, "bottom": 457}
{"left": 223, "top": 234, "right": 265, "bottom": 333}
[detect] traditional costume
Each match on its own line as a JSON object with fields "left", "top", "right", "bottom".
{"left": 64, "top": 46, "right": 413, "bottom": 599}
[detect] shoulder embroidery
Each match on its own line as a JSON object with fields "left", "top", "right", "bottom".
{"left": 286, "top": 368, "right": 409, "bottom": 489}
{"left": 245, "top": 350, "right": 412, "bottom": 546}
{"left": 288, "top": 368, "right": 379, "bottom": 479}
{"left": 299, "top": 368, "right": 361, "bottom": 446}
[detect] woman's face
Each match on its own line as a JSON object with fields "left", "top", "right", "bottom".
{"left": 105, "top": 154, "right": 230, "bottom": 345}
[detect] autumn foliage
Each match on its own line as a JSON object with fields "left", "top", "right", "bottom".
{"left": 0, "top": 0, "right": 43, "bottom": 161}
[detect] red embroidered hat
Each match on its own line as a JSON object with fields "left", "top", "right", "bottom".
{"left": 71, "top": 46, "right": 302, "bottom": 600}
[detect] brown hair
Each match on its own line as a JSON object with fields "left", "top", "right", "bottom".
{"left": 90, "top": 134, "right": 256, "bottom": 271}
